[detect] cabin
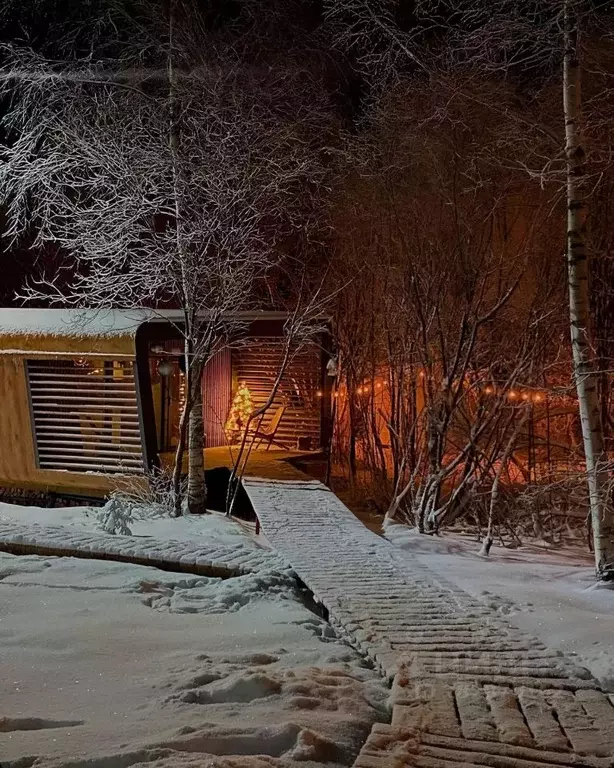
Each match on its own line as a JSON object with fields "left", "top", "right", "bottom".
{"left": 0, "top": 309, "right": 332, "bottom": 498}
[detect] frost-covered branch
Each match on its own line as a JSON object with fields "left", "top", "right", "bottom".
{"left": 0, "top": 0, "right": 331, "bottom": 515}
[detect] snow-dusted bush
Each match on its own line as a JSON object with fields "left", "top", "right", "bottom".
{"left": 96, "top": 495, "right": 133, "bottom": 536}
{"left": 110, "top": 467, "right": 185, "bottom": 520}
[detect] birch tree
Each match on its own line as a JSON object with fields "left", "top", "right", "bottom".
{"left": 562, "top": 0, "right": 612, "bottom": 574}
{"left": 0, "top": 0, "right": 329, "bottom": 515}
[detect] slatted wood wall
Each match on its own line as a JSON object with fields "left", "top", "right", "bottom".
{"left": 232, "top": 340, "right": 322, "bottom": 449}
{"left": 203, "top": 348, "right": 232, "bottom": 448}
{"left": 26, "top": 359, "right": 144, "bottom": 474}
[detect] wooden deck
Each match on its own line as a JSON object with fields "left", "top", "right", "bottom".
{"left": 160, "top": 446, "right": 320, "bottom": 482}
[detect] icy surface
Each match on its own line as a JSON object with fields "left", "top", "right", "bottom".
{"left": 0, "top": 553, "right": 388, "bottom": 767}
{"left": 386, "top": 523, "right": 614, "bottom": 691}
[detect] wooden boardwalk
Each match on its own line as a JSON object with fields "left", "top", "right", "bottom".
{"left": 0, "top": 519, "right": 288, "bottom": 579}
{"left": 242, "top": 476, "right": 614, "bottom": 768}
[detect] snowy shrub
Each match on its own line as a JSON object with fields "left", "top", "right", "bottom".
{"left": 96, "top": 495, "right": 133, "bottom": 535}
{"left": 112, "top": 467, "right": 184, "bottom": 520}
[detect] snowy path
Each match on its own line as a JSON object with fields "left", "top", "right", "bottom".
{"left": 243, "top": 477, "right": 614, "bottom": 768}
{"left": 0, "top": 519, "right": 288, "bottom": 578}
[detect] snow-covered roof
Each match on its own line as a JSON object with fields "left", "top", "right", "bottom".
{"left": 0, "top": 308, "right": 299, "bottom": 341}
{"left": 0, "top": 309, "right": 154, "bottom": 339}
{"left": 0, "top": 308, "right": 313, "bottom": 358}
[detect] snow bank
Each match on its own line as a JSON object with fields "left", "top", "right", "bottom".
{"left": 0, "top": 501, "right": 266, "bottom": 551}
{"left": 386, "top": 522, "right": 614, "bottom": 691}
{"left": 0, "top": 553, "right": 388, "bottom": 767}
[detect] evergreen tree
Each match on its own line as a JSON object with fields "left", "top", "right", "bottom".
{"left": 226, "top": 382, "right": 253, "bottom": 440}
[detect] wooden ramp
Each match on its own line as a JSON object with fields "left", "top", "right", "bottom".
{"left": 242, "top": 476, "right": 614, "bottom": 768}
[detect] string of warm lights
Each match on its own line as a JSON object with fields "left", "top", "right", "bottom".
{"left": 355, "top": 382, "right": 384, "bottom": 395}
{"left": 331, "top": 376, "right": 576, "bottom": 403}
{"left": 178, "top": 371, "right": 186, "bottom": 412}
{"left": 485, "top": 387, "right": 545, "bottom": 402}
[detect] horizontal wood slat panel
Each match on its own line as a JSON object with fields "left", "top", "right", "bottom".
{"left": 233, "top": 339, "right": 321, "bottom": 449}
{"left": 30, "top": 387, "right": 136, "bottom": 396}
{"left": 33, "top": 421, "right": 140, "bottom": 432}
{"left": 33, "top": 413, "right": 139, "bottom": 422}
{"left": 27, "top": 359, "right": 144, "bottom": 474}
{"left": 42, "top": 461, "right": 144, "bottom": 473}
{"left": 32, "top": 405, "right": 141, "bottom": 414}
{"left": 36, "top": 441, "right": 142, "bottom": 452}
{"left": 28, "top": 375, "right": 136, "bottom": 384}
{"left": 28, "top": 374, "right": 136, "bottom": 383}
{"left": 38, "top": 447, "right": 142, "bottom": 459}
{"left": 32, "top": 390, "right": 136, "bottom": 405}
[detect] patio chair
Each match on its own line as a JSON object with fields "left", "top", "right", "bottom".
{"left": 249, "top": 404, "right": 287, "bottom": 450}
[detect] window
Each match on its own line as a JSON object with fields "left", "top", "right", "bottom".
{"left": 26, "top": 359, "right": 144, "bottom": 473}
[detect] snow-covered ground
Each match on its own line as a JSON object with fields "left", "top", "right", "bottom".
{"left": 386, "top": 523, "right": 614, "bottom": 691}
{"left": 0, "top": 501, "right": 268, "bottom": 550}
{"left": 6, "top": 493, "right": 614, "bottom": 766}
{"left": 0, "top": 500, "right": 388, "bottom": 766}
{"left": 0, "top": 552, "right": 388, "bottom": 767}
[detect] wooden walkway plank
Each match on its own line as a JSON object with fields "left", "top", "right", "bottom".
{"left": 241, "top": 475, "right": 613, "bottom": 768}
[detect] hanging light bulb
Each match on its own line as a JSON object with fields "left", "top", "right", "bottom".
{"left": 158, "top": 360, "right": 173, "bottom": 377}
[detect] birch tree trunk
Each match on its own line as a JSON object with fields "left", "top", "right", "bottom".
{"left": 187, "top": 363, "right": 206, "bottom": 515}
{"left": 564, "top": 0, "right": 614, "bottom": 577}
{"left": 168, "top": 0, "right": 186, "bottom": 517}
{"left": 172, "top": 362, "right": 189, "bottom": 517}
{"left": 167, "top": 0, "right": 207, "bottom": 516}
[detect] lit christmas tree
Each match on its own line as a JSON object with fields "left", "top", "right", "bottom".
{"left": 226, "top": 382, "right": 253, "bottom": 440}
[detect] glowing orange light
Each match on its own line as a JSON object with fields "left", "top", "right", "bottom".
{"left": 376, "top": 382, "right": 382, "bottom": 390}
{"left": 316, "top": 390, "right": 323, "bottom": 397}
{"left": 521, "top": 393, "right": 529, "bottom": 400}
{"left": 484, "top": 386, "right": 493, "bottom": 394}
{"left": 509, "top": 391, "right": 517, "bottom": 399}
{"left": 534, "top": 394, "right": 542, "bottom": 402}
{"left": 419, "top": 371, "right": 425, "bottom": 378}
{"left": 357, "top": 387, "right": 363, "bottom": 394}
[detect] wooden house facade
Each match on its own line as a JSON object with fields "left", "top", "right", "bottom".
{"left": 0, "top": 309, "right": 332, "bottom": 497}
